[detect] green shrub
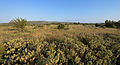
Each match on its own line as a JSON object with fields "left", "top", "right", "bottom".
{"left": 33, "top": 24, "right": 44, "bottom": 29}
{"left": 57, "top": 24, "right": 65, "bottom": 29}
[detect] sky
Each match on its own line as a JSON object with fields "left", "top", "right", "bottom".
{"left": 0, "top": 0, "right": 120, "bottom": 23}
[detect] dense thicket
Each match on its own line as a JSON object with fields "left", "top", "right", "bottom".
{"left": 0, "top": 33, "right": 120, "bottom": 65}
{"left": 96, "top": 20, "right": 120, "bottom": 28}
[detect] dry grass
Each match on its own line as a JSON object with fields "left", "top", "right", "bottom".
{"left": 0, "top": 24, "right": 120, "bottom": 43}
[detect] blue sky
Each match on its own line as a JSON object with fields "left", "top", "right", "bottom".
{"left": 0, "top": 0, "right": 120, "bottom": 23}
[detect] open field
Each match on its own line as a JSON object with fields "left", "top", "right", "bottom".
{"left": 0, "top": 24, "right": 120, "bottom": 65}
{"left": 1, "top": 24, "right": 120, "bottom": 43}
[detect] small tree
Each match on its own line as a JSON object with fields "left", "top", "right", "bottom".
{"left": 10, "top": 18, "right": 28, "bottom": 32}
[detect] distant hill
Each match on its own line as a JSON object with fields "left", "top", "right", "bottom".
{"left": 0, "top": 23, "right": 9, "bottom": 26}
{"left": 28, "top": 21, "right": 50, "bottom": 24}
{"left": 28, "top": 21, "right": 73, "bottom": 24}
{"left": 0, "top": 21, "right": 73, "bottom": 26}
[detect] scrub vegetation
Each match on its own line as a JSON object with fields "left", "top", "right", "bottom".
{"left": 0, "top": 18, "right": 120, "bottom": 65}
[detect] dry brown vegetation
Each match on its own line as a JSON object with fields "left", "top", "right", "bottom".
{"left": 0, "top": 24, "right": 120, "bottom": 43}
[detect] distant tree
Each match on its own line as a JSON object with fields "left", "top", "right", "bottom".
{"left": 73, "top": 22, "right": 81, "bottom": 25}
{"left": 118, "top": 20, "right": 120, "bottom": 22}
{"left": 78, "top": 22, "right": 80, "bottom": 24}
{"left": 116, "top": 20, "right": 120, "bottom": 28}
{"left": 95, "top": 23, "right": 100, "bottom": 27}
{"left": 10, "top": 18, "right": 28, "bottom": 32}
{"left": 112, "top": 20, "right": 116, "bottom": 23}
{"left": 105, "top": 20, "right": 109, "bottom": 24}
{"left": 105, "top": 20, "right": 113, "bottom": 27}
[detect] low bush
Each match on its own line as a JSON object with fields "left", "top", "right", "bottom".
{"left": 0, "top": 43, "right": 5, "bottom": 64}
{"left": 0, "top": 35, "right": 120, "bottom": 65}
{"left": 57, "top": 24, "right": 65, "bottom": 29}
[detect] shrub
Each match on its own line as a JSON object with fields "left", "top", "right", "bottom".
{"left": 33, "top": 24, "right": 44, "bottom": 29}
{"left": 57, "top": 24, "right": 65, "bottom": 29}
{"left": 2, "top": 39, "right": 37, "bottom": 65}
{"left": 0, "top": 43, "right": 5, "bottom": 64}
{"left": 1, "top": 33, "right": 120, "bottom": 65}
{"left": 10, "top": 18, "right": 28, "bottom": 32}
{"left": 95, "top": 23, "right": 101, "bottom": 27}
